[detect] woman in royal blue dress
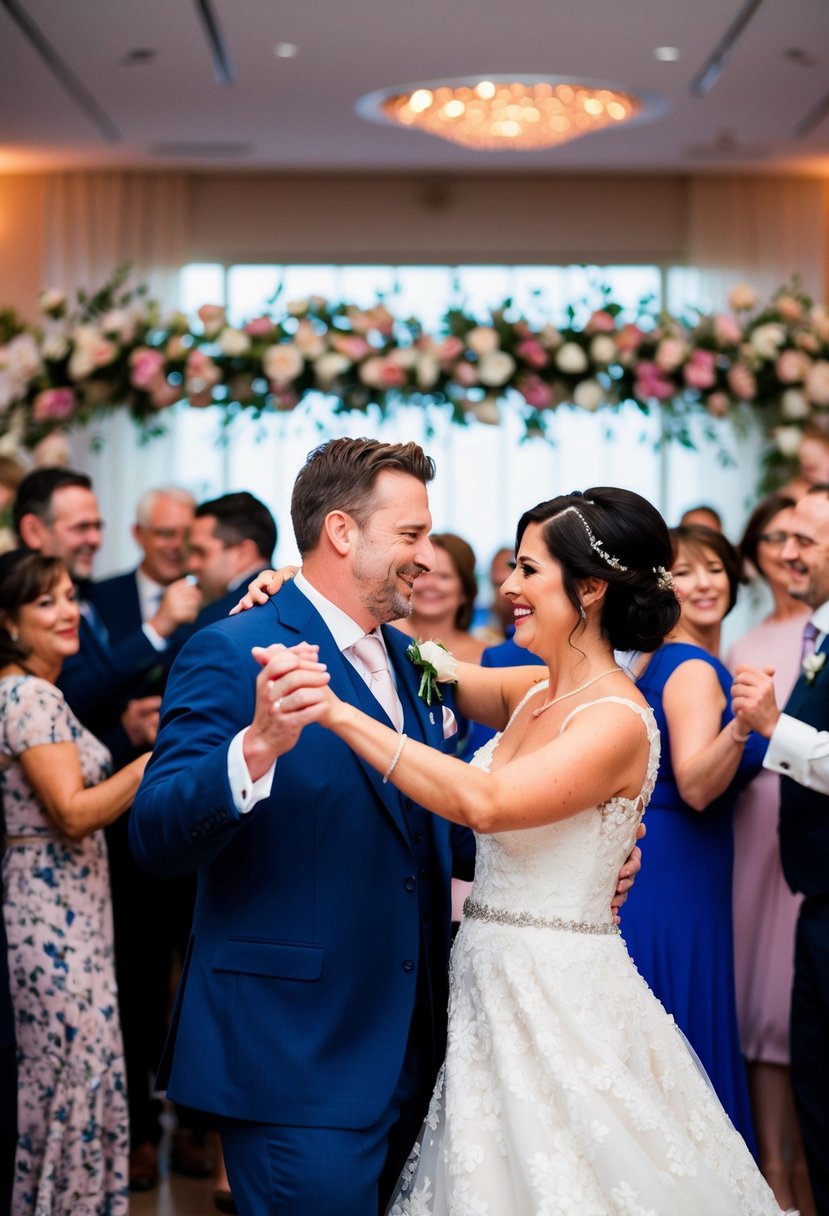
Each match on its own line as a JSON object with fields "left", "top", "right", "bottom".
{"left": 623, "top": 524, "right": 764, "bottom": 1153}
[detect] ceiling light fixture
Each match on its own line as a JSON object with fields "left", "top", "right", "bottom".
{"left": 654, "top": 46, "right": 681, "bottom": 62}
{"left": 357, "top": 75, "right": 665, "bottom": 151}
{"left": 274, "top": 42, "right": 298, "bottom": 58}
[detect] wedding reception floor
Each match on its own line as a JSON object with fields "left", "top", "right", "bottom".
{"left": 128, "top": 1108, "right": 226, "bottom": 1216}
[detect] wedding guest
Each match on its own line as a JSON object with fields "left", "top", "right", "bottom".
{"left": 732, "top": 483, "right": 829, "bottom": 1214}
{"left": 393, "top": 532, "right": 485, "bottom": 664}
{"left": 472, "top": 544, "right": 515, "bottom": 644}
{"left": 727, "top": 494, "right": 813, "bottom": 1212}
{"left": 621, "top": 524, "right": 763, "bottom": 1150}
{"left": 782, "top": 418, "right": 829, "bottom": 499}
{"left": 186, "top": 491, "right": 277, "bottom": 626}
{"left": 678, "top": 502, "right": 724, "bottom": 531}
{"left": 0, "top": 550, "right": 149, "bottom": 1215}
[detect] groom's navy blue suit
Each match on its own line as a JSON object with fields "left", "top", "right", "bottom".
{"left": 130, "top": 581, "right": 474, "bottom": 1210}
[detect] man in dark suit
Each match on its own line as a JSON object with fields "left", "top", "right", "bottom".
{"left": 185, "top": 491, "right": 277, "bottom": 626}
{"left": 732, "top": 482, "right": 829, "bottom": 1215}
{"left": 130, "top": 439, "right": 475, "bottom": 1215}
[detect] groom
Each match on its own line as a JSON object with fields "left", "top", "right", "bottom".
{"left": 130, "top": 438, "right": 476, "bottom": 1214}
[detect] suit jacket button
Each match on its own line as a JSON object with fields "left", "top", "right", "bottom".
{"left": 402, "top": 959, "right": 415, "bottom": 972}
{"left": 404, "top": 875, "right": 416, "bottom": 892}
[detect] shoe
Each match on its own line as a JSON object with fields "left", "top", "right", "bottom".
{"left": 170, "top": 1126, "right": 214, "bottom": 1178}
{"left": 128, "top": 1142, "right": 158, "bottom": 1192}
{"left": 213, "top": 1189, "right": 237, "bottom": 1214}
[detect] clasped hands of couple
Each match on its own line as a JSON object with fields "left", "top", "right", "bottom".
{"left": 232, "top": 565, "right": 643, "bottom": 918}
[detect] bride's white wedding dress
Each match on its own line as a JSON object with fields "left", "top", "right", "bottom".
{"left": 388, "top": 691, "right": 782, "bottom": 1216}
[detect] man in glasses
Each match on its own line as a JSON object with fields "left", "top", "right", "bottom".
{"left": 732, "top": 482, "right": 829, "bottom": 1215}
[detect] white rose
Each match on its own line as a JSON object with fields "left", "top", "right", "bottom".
{"left": 417, "top": 640, "right": 459, "bottom": 683}
{"left": 654, "top": 336, "right": 688, "bottom": 372}
{"left": 286, "top": 298, "right": 310, "bottom": 317}
{"left": 589, "top": 335, "right": 617, "bottom": 365}
{"left": 100, "top": 308, "right": 133, "bottom": 340}
{"left": 805, "top": 360, "right": 829, "bottom": 407}
{"left": 478, "top": 350, "right": 516, "bottom": 387}
{"left": 218, "top": 327, "right": 252, "bottom": 357}
{"left": 33, "top": 432, "right": 72, "bottom": 467}
{"left": 358, "top": 356, "right": 389, "bottom": 389}
{"left": 41, "top": 332, "right": 70, "bottom": 362}
{"left": 466, "top": 327, "right": 500, "bottom": 356}
{"left": 68, "top": 345, "right": 96, "bottom": 380}
{"left": 5, "top": 333, "right": 42, "bottom": 382}
{"left": 415, "top": 353, "right": 440, "bottom": 390}
{"left": 388, "top": 347, "right": 418, "bottom": 370}
{"left": 781, "top": 389, "right": 811, "bottom": 420}
{"left": 313, "top": 352, "right": 350, "bottom": 388}
{"left": 555, "top": 342, "right": 589, "bottom": 375}
{"left": 471, "top": 395, "right": 501, "bottom": 424}
{"left": 293, "top": 321, "right": 326, "bottom": 360}
{"left": 773, "top": 425, "right": 804, "bottom": 458}
{"left": 750, "top": 323, "right": 786, "bottom": 360}
{"left": 572, "top": 379, "right": 605, "bottom": 412}
{"left": 38, "top": 288, "right": 67, "bottom": 315}
{"left": 727, "top": 283, "right": 758, "bottom": 312}
{"left": 263, "top": 343, "right": 303, "bottom": 383}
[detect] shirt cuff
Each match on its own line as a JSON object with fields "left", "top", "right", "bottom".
{"left": 763, "top": 713, "right": 819, "bottom": 785}
{"left": 142, "top": 622, "right": 168, "bottom": 652}
{"left": 228, "top": 728, "right": 276, "bottom": 814}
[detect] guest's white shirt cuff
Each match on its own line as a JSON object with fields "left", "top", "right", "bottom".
{"left": 142, "top": 622, "right": 168, "bottom": 651}
{"left": 763, "top": 712, "right": 829, "bottom": 794}
{"left": 228, "top": 728, "right": 276, "bottom": 814}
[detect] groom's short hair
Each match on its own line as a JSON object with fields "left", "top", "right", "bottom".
{"left": 291, "top": 437, "right": 435, "bottom": 556}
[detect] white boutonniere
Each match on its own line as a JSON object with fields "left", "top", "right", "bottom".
{"left": 802, "top": 652, "right": 826, "bottom": 684}
{"left": 406, "top": 638, "right": 459, "bottom": 705}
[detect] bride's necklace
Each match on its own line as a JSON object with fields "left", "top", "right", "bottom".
{"left": 532, "top": 667, "right": 621, "bottom": 718}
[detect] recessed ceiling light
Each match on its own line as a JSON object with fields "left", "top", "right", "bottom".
{"left": 274, "top": 42, "right": 298, "bottom": 58}
{"left": 654, "top": 46, "right": 681, "bottom": 62}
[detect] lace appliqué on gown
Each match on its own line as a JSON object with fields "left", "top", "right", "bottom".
{"left": 387, "top": 689, "right": 781, "bottom": 1216}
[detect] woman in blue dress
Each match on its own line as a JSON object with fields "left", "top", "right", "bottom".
{"left": 623, "top": 524, "right": 765, "bottom": 1153}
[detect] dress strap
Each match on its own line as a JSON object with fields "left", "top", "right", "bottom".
{"left": 560, "top": 696, "right": 661, "bottom": 807}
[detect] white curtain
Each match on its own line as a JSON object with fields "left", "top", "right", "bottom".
{"left": 687, "top": 175, "right": 828, "bottom": 309}
{"left": 41, "top": 172, "right": 191, "bottom": 567}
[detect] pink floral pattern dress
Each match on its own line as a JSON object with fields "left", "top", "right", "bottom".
{"left": 0, "top": 674, "right": 128, "bottom": 1215}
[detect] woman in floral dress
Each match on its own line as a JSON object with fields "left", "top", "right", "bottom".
{"left": 0, "top": 551, "right": 149, "bottom": 1215}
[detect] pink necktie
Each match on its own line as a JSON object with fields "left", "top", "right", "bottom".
{"left": 801, "top": 620, "right": 819, "bottom": 664}
{"left": 350, "top": 634, "right": 404, "bottom": 732}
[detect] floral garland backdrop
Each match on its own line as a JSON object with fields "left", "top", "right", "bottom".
{"left": 1, "top": 265, "right": 827, "bottom": 481}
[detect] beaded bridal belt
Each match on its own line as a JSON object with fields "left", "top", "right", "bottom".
{"left": 462, "top": 897, "right": 620, "bottom": 936}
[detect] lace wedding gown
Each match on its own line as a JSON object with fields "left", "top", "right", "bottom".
{"left": 388, "top": 691, "right": 782, "bottom": 1216}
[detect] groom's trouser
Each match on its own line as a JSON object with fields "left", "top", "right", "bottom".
{"left": 219, "top": 996, "right": 435, "bottom": 1216}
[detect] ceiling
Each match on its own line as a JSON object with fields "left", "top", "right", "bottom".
{"left": 1, "top": 0, "right": 828, "bottom": 175}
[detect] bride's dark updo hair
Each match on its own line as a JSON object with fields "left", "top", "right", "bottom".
{"left": 515, "top": 487, "right": 680, "bottom": 652}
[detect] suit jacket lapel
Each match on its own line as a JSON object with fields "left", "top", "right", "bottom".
{"left": 272, "top": 585, "right": 413, "bottom": 841}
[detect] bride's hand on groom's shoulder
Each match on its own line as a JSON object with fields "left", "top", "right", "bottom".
{"left": 229, "top": 566, "right": 300, "bottom": 615}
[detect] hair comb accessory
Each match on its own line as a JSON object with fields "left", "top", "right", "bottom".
{"left": 653, "top": 566, "right": 674, "bottom": 591}
{"left": 555, "top": 506, "right": 629, "bottom": 572}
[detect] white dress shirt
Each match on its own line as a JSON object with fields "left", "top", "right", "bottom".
{"left": 763, "top": 599, "right": 829, "bottom": 793}
{"left": 135, "top": 567, "right": 169, "bottom": 650}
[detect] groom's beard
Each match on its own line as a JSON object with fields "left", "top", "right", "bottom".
{"left": 355, "top": 560, "right": 424, "bottom": 624}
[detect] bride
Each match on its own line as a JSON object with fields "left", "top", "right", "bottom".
{"left": 248, "top": 487, "right": 783, "bottom": 1215}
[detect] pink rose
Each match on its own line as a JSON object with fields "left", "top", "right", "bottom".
{"left": 197, "top": 304, "right": 226, "bottom": 336}
{"left": 616, "top": 324, "right": 645, "bottom": 355}
{"left": 796, "top": 332, "right": 820, "bottom": 355}
{"left": 683, "top": 349, "right": 717, "bottom": 391}
{"left": 244, "top": 316, "right": 274, "bottom": 338}
{"left": 273, "top": 388, "right": 300, "bottom": 412}
{"left": 32, "top": 387, "right": 76, "bottom": 422}
{"left": 776, "top": 349, "right": 810, "bottom": 384}
{"left": 633, "top": 361, "right": 675, "bottom": 402}
{"left": 585, "top": 310, "right": 615, "bottom": 334}
{"left": 806, "top": 360, "right": 829, "bottom": 407}
{"left": 436, "top": 336, "right": 465, "bottom": 365}
{"left": 655, "top": 336, "right": 688, "bottom": 372}
{"left": 515, "top": 339, "right": 549, "bottom": 370}
{"left": 358, "top": 356, "right": 406, "bottom": 390}
{"left": 185, "top": 349, "right": 222, "bottom": 402}
{"left": 713, "top": 314, "right": 742, "bottom": 346}
{"left": 129, "top": 347, "right": 166, "bottom": 391}
{"left": 452, "top": 360, "right": 479, "bottom": 388}
{"left": 776, "top": 295, "right": 803, "bottom": 324}
{"left": 331, "top": 334, "right": 373, "bottom": 362}
{"left": 727, "top": 363, "right": 757, "bottom": 400}
{"left": 518, "top": 374, "right": 555, "bottom": 410}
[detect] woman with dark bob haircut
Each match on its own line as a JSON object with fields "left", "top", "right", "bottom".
{"left": 621, "top": 521, "right": 769, "bottom": 1159}
{"left": 252, "top": 487, "right": 781, "bottom": 1213}
{"left": 0, "top": 550, "right": 149, "bottom": 1215}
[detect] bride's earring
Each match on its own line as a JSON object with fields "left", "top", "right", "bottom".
{"left": 578, "top": 602, "right": 586, "bottom": 621}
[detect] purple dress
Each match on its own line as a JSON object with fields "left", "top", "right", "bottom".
{"left": 726, "top": 614, "right": 806, "bottom": 1065}
{"left": 0, "top": 675, "right": 128, "bottom": 1215}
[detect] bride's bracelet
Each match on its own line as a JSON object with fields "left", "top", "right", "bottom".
{"left": 382, "top": 733, "right": 408, "bottom": 783}
{"left": 730, "top": 721, "right": 751, "bottom": 745}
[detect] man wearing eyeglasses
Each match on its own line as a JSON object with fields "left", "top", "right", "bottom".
{"left": 732, "top": 482, "right": 829, "bottom": 1216}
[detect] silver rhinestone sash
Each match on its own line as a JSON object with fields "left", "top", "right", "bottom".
{"left": 463, "top": 897, "right": 620, "bottom": 936}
